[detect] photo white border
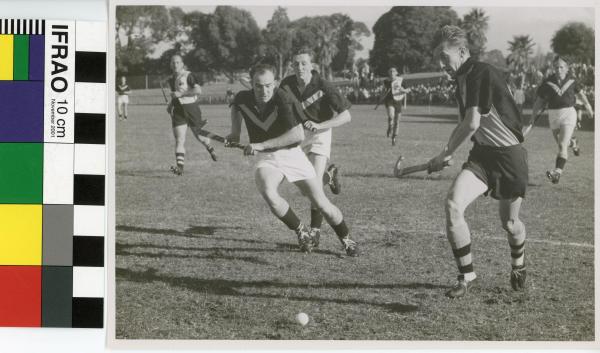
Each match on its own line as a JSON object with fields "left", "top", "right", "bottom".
{"left": 106, "top": 0, "right": 600, "bottom": 350}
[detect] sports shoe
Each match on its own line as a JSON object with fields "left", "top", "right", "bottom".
{"left": 571, "top": 137, "right": 580, "bottom": 156}
{"left": 546, "top": 169, "right": 561, "bottom": 184}
{"left": 446, "top": 274, "right": 477, "bottom": 298}
{"left": 339, "top": 236, "right": 359, "bottom": 257}
{"left": 327, "top": 164, "right": 341, "bottom": 195}
{"left": 206, "top": 146, "right": 218, "bottom": 161}
{"left": 309, "top": 228, "right": 321, "bottom": 248}
{"left": 295, "top": 225, "right": 313, "bottom": 253}
{"left": 391, "top": 136, "right": 397, "bottom": 146}
{"left": 170, "top": 165, "right": 184, "bottom": 176}
{"left": 510, "top": 265, "right": 527, "bottom": 291}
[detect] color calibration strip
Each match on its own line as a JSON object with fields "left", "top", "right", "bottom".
{"left": 0, "top": 20, "right": 106, "bottom": 328}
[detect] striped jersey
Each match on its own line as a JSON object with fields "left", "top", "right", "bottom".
{"left": 168, "top": 70, "right": 203, "bottom": 105}
{"left": 454, "top": 58, "right": 524, "bottom": 147}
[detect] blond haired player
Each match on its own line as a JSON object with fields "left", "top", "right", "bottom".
{"left": 429, "top": 26, "right": 529, "bottom": 298}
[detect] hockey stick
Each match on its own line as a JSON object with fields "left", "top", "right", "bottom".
{"left": 159, "top": 76, "right": 245, "bottom": 149}
{"left": 393, "top": 155, "right": 453, "bottom": 178}
{"left": 374, "top": 87, "right": 390, "bottom": 110}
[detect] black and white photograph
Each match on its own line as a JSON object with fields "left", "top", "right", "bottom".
{"left": 111, "top": 0, "right": 595, "bottom": 344}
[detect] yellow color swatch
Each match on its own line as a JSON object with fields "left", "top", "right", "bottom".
{"left": 0, "top": 35, "right": 14, "bottom": 80}
{"left": 0, "top": 205, "right": 42, "bottom": 265}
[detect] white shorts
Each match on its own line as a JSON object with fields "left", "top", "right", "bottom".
{"left": 117, "top": 95, "right": 129, "bottom": 104}
{"left": 254, "top": 146, "right": 316, "bottom": 183}
{"left": 301, "top": 128, "right": 332, "bottom": 159}
{"left": 548, "top": 107, "right": 576, "bottom": 130}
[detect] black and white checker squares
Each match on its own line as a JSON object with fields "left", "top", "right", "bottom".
{"left": 71, "top": 21, "right": 106, "bottom": 328}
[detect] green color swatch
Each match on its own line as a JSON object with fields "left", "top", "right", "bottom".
{"left": 0, "top": 143, "right": 42, "bottom": 203}
{"left": 13, "top": 35, "right": 29, "bottom": 81}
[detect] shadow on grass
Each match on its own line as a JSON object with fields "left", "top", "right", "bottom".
{"left": 117, "top": 224, "right": 256, "bottom": 242}
{"left": 117, "top": 169, "right": 175, "bottom": 179}
{"left": 117, "top": 267, "right": 423, "bottom": 313}
{"left": 117, "top": 248, "right": 271, "bottom": 265}
{"left": 116, "top": 240, "right": 341, "bottom": 258}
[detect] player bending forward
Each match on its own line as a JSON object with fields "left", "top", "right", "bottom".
{"left": 166, "top": 54, "right": 217, "bottom": 175}
{"left": 226, "top": 64, "right": 358, "bottom": 256}
{"left": 279, "top": 48, "right": 350, "bottom": 247}
{"left": 428, "top": 26, "right": 529, "bottom": 298}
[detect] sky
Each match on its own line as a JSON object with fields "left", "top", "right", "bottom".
{"left": 179, "top": 5, "right": 594, "bottom": 58}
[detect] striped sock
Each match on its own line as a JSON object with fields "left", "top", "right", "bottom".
{"left": 452, "top": 243, "right": 474, "bottom": 278}
{"left": 448, "top": 222, "right": 475, "bottom": 280}
{"left": 505, "top": 220, "right": 526, "bottom": 268}
{"left": 176, "top": 152, "right": 185, "bottom": 170}
{"left": 509, "top": 241, "right": 525, "bottom": 268}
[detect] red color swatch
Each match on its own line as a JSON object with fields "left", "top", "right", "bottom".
{"left": 0, "top": 266, "right": 41, "bottom": 327}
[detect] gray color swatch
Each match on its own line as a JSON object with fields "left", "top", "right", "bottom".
{"left": 43, "top": 205, "right": 73, "bottom": 266}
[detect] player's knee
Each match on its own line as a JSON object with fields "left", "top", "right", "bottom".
{"left": 502, "top": 219, "right": 524, "bottom": 235}
{"left": 445, "top": 198, "right": 464, "bottom": 225}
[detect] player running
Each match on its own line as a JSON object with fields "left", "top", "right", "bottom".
{"left": 279, "top": 48, "right": 350, "bottom": 248}
{"left": 378, "top": 67, "right": 410, "bottom": 146}
{"left": 529, "top": 56, "right": 594, "bottom": 184}
{"left": 226, "top": 64, "right": 358, "bottom": 256}
{"left": 165, "top": 54, "right": 217, "bottom": 175}
{"left": 428, "top": 26, "right": 529, "bottom": 298}
{"left": 117, "top": 76, "right": 131, "bottom": 121}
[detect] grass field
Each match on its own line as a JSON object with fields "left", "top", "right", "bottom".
{"left": 115, "top": 101, "right": 594, "bottom": 340}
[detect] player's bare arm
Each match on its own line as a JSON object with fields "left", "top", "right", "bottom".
{"left": 172, "top": 83, "right": 202, "bottom": 98}
{"left": 247, "top": 124, "right": 305, "bottom": 154}
{"left": 226, "top": 105, "right": 244, "bottom": 143}
{"left": 429, "top": 106, "right": 481, "bottom": 172}
{"left": 576, "top": 91, "right": 594, "bottom": 117}
{"left": 304, "top": 110, "right": 351, "bottom": 131}
{"left": 524, "top": 96, "right": 547, "bottom": 136}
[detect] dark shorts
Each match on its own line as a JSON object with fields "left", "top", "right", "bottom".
{"left": 384, "top": 98, "right": 403, "bottom": 112}
{"left": 171, "top": 102, "right": 207, "bottom": 129}
{"left": 462, "top": 143, "right": 528, "bottom": 200}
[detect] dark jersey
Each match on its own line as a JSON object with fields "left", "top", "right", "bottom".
{"left": 116, "top": 84, "right": 130, "bottom": 95}
{"left": 279, "top": 71, "right": 351, "bottom": 124}
{"left": 232, "top": 88, "right": 300, "bottom": 144}
{"left": 454, "top": 58, "right": 524, "bottom": 147}
{"left": 537, "top": 73, "right": 580, "bottom": 109}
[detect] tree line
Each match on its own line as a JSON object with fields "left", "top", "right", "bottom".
{"left": 116, "top": 5, "right": 594, "bottom": 84}
{"left": 116, "top": 6, "right": 369, "bottom": 81}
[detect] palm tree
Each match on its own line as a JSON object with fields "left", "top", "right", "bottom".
{"left": 460, "top": 8, "right": 489, "bottom": 57}
{"left": 507, "top": 35, "right": 536, "bottom": 75}
{"left": 314, "top": 18, "right": 339, "bottom": 80}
